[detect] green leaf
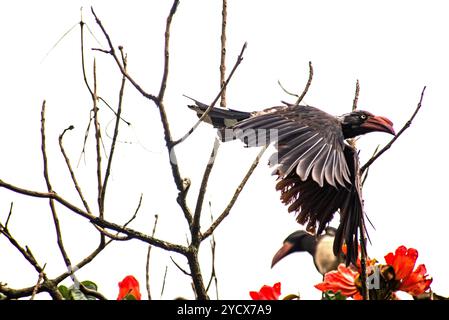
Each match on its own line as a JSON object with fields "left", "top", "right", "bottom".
{"left": 57, "top": 285, "right": 71, "bottom": 300}
{"left": 58, "top": 280, "right": 100, "bottom": 300}
{"left": 81, "top": 280, "right": 98, "bottom": 292}
{"left": 0, "top": 293, "right": 7, "bottom": 300}
{"left": 122, "top": 293, "right": 137, "bottom": 300}
{"left": 323, "top": 290, "right": 347, "bottom": 300}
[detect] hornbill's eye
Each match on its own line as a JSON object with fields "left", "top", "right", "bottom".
{"left": 360, "top": 114, "right": 367, "bottom": 120}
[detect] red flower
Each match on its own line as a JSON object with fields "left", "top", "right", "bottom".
{"left": 315, "top": 264, "right": 362, "bottom": 300}
{"left": 250, "top": 282, "right": 281, "bottom": 300}
{"left": 384, "top": 246, "right": 432, "bottom": 296}
{"left": 117, "top": 275, "right": 142, "bottom": 300}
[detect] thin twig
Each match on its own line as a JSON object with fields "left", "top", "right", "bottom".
{"left": 170, "top": 256, "right": 191, "bottom": 276}
{"left": 219, "top": 0, "right": 227, "bottom": 108}
{"left": 91, "top": 7, "right": 158, "bottom": 102}
{"left": 30, "top": 264, "right": 46, "bottom": 300}
{"left": 191, "top": 138, "right": 220, "bottom": 246}
{"left": 100, "top": 49, "right": 127, "bottom": 213}
{"left": 201, "top": 145, "right": 267, "bottom": 240}
{"left": 77, "top": 110, "right": 94, "bottom": 167}
{"left": 53, "top": 243, "right": 108, "bottom": 284}
{"left": 95, "top": 192, "right": 142, "bottom": 240}
{"left": 146, "top": 214, "right": 159, "bottom": 300}
{"left": 278, "top": 80, "right": 300, "bottom": 98}
{"left": 361, "top": 144, "right": 380, "bottom": 186}
{"left": 59, "top": 125, "right": 92, "bottom": 214}
{"left": 98, "top": 96, "right": 130, "bottom": 125}
{"left": 160, "top": 265, "right": 168, "bottom": 298}
{"left": 91, "top": 59, "right": 104, "bottom": 219}
{"left": 80, "top": 19, "right": 94, "bottom": 97}
{"left": 158, "top": 0, "right": 180, "bottom": 100}
{"left": 172, "top": 42, "right": 247, "bottom": 146}
{"left": 41, "top": 100, "right": 74, "bottom": 279}
{"left": 205, "top": 202, "right": 218, "bottom": 298}
{"left": 4, "top": 202, "right": 13, "bottom": 229}
{"left": 360, "top": 86, "right": 426, "bottom": 174}
{"left": 0, "top": 226, "right": 43, "bottom": 274}
{"left": 295, "top": 61, "right": 314, "bottom": 105}
{"left": 79, "top": 283, "right": 107, "bottom": 300}
{"left": 41, "top": 22, "right": 78, "bottom": 64}
{"left": 352, "top": 79, "right": 360, "bottom": 111}
{"left": 95, "top": 193, "right": 143, "bottom": 241}
{"left": 349, "top": 80, "right": 360, "bottom": 148}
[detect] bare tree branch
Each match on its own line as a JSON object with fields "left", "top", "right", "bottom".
{"left": 100, "top": 49, "right": 127, "bottom": 213}
{"left": 30, "top": 265, "right": 46, "bottom": 300}
{"left": 158, "top": 0, "right": 180, "bottom": 100}
{"left": 295, "top": 61, "right": 314, "bottom": 105}
{"left": 206, "top": 202, "right": 218, "bottom": 298}
{"left": 170, "top": 256, "right": 191, "bottom": 276}
{"left": 219, "top": 0, "right": 227, "bottom": 108}
{"left": 360, "top": 86, "right": 426, "bottom": 174}
{"left": 361, "top": 144, "right": 380, "bottom": 187}
{"left": 172, "top": 42, "right": 247, "bottom": 147}
{"left": 352, "top": 79, "right": 360, "bottom": 111}
{"left": 79, "top": 283, "right": 107, "bottom": 300}
{"left": 80, "top": 19, "right": 94, "bottom": 97}
{"left": 146, "top": 214, "right": 159, "bottom": 300}
{"left": 41, "top": 100, "right": 75, "bottom": 279}
{"left": 192, "top": 138, "right": 220, "bottom": 246}
{"left": 91, "top": 59, "right": 104, "bottom": 220}
{"left": 160, "top": 265, "right": 168, "bottom": 298}
{"left": 90, "top": 8, "right": 157, "bottom": 103}
{"left": 4, "top": 202, "right": 13, "bottom": 229}
{"left": 59, "top": 125, "right": 92, "bottom": 214}
{"left": 349, "top": 80, "right": 360, "bottom": 149}
{"left": 185, "top": 249, "right": 207, "bottom": 299}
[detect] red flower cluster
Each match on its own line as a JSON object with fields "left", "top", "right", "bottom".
{"left": 385, "top": 246, "right": 432, "bottom": 296}
{"left": 315, "top": 264, "right": 362, "bottom": 300}
{"left": 117, "top": 275, "right": 142, "bottom": 300}
{"left": 314, "top": 245, "right": 432, "bottom": 299}
{"left": 250, "top": 282, "right": 281, "bottom": 300}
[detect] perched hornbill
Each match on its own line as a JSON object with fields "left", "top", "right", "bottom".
{"left": 187, "top": 99, "right": 395, "bottom": 265}
{"left": 271, "top": 227, "right": 343, "bottom": 275}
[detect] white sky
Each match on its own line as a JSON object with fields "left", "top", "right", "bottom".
{"left": 0, "top": 0, "right": 448, "bottom": 300}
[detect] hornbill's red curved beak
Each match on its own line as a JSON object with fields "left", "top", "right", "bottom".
{"left": 362, "top": 115, "right": 396, "bottom": 136}
{"left": 271, "top": 242, "right": 295, "bottom": 268}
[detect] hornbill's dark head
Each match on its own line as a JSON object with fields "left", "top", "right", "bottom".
{"left": 271, "top": 227, "right": 343, "bottom": 275}
{"left": 340, "top": 110, "right": 395, "bottom": 139}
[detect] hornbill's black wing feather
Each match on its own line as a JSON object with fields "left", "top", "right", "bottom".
{"left": 233, "top": 105, "right": 351, "bottom": 188}
{"left": 334, "top": 146, "right": 365, "bottom": 265}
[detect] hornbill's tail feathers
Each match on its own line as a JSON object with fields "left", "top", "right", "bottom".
{"left": 186, "top": 96, "right": 251, "bottom": 129}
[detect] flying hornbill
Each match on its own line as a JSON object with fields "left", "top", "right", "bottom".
{"left": 271, "top": 227, "right": 343, "bottom": 275}
{"left": 187, "top": 99, "right": 395, "bottom": 265}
